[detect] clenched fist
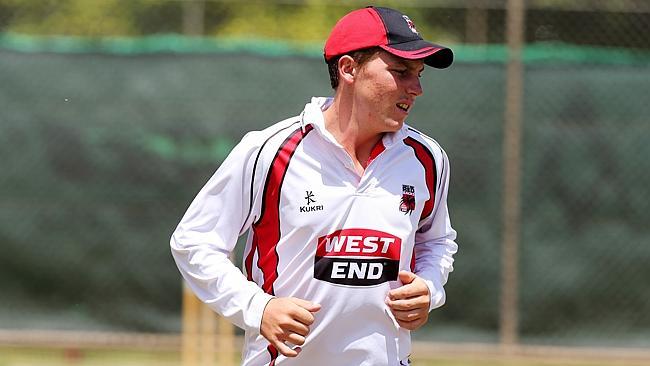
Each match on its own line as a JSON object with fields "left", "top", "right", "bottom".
{"left": 261, "top": 297, "right": 321, "bottom": 357}
{"left": 385, "top": 271, "right": 431, "bottom": 330}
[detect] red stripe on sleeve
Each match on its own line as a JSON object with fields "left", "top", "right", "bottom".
{"left": 410, "top": 251, "right": 416, "bottom": 271}
{"left": 251, "top": 125, "right": 313, "bottom": 294}
{"left": 403, "top": 137, "right": 437, "bottom": 222}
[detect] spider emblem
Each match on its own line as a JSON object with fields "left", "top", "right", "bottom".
{"left": 399, "top": 187, "right": 416, "bottom": 215}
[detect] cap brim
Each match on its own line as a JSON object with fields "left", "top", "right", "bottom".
{"left": 380, "top": 41, "right": 453, "bottom": 69}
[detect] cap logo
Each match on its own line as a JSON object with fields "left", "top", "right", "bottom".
{"left": 402, "top": 15, "right": 419, "bottom": 35}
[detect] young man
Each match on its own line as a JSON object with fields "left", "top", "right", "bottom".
{"left": 171, "top": 6, "right": 458, "bottom": 366}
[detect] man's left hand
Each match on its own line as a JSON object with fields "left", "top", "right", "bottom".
{"left": 385, "top": 271, "right": 431, "bottom": 330}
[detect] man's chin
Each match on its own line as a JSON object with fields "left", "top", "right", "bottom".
{"left": 387, "top": 119, "right": 405, "bottom": 131}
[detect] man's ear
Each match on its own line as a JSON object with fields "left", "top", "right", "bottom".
{"left": 338, "top": 55, "right": 356, "bottom": 85}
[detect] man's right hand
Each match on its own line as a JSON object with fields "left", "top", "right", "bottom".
{"left": 260, "top": 297, "right": 321, "bottom": 357}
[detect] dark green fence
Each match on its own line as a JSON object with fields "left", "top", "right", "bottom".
{"left": 1, "top": 34, "right": 649, "bottom": 346}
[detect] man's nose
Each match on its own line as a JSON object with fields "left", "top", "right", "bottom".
{"left": 407, "top": 76, "right": 423, "bottom": 97}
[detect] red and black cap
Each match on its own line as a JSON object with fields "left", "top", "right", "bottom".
{"left": 324, "top": 6, "right": 453, "bottom": 69}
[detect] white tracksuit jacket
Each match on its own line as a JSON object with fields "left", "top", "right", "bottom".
{"left": 171, "top": 97, "right": 458, "bottom": 366}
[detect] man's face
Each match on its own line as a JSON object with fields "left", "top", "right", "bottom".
{"left": 352, "top": 50, "right": 424, "bottom": 133}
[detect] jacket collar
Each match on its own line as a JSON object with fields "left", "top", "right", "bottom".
{"left": 300, "top": 96, "right": 409, "bottom": 149}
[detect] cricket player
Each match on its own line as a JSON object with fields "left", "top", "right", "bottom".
{"left": 171, "top": 6, "right": 458, "bottom": 365}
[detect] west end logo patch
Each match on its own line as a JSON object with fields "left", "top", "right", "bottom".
{"left": 314, "top": 228, "right": 401, "bottom": 286}
{"left": 399, "top": 184, "right": 416, "bottom": 215}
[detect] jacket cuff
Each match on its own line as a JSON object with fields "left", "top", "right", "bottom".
{"left": 423, "top": 278, "right": 446, "bottom": 311}
{"left": 244, "top": 291, "right": 275, "bottom": 332}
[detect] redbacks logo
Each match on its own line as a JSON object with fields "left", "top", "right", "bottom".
{"left": 400, "top": 184, "right": 416, "bottom": 215}
{"left": 402, "top": 15, "right": 419, "bottom": 35}
{"left": 314, "top": 229, "right": 401, "bottom": 286}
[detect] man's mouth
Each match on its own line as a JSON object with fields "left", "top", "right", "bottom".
{"left": 397, "top": 103, "right": 410, "bottom": 112}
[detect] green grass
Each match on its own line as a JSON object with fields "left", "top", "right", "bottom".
{"left": 412, "top": 358, "right": 644, "bottom": 366}
{"left": 0, "top": 346, "right": 647, "bottom": 366}
{"left": 0, "top": 347, "right": 179, "bottom": 366}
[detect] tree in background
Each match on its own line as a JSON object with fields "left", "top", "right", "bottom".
{"left": 0, "top": 0, "right": 454, "bottom": 43}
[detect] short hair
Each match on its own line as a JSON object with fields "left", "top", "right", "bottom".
{"left": 327, "top": 47, "right": 382, "bottom": 89}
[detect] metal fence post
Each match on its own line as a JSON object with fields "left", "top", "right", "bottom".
{"left": 500, "top": 0, "right": 525, "bottom": 349}
{"left": 183, "top": 0, "right": 205, "bottom": 36}
{"left": 182, "top": 282, "right": 200, "bottom": 366}
{"left": 466, "top": 0, "right": 489, "bottom": 44}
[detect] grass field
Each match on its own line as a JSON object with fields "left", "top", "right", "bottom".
{"left": 1, "top": 347, "right": 649, "bottom": 366}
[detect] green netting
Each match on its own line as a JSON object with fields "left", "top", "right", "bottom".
{"left": 2, "top": 33, "right": 650, "bottom": 66}
{"left": 1, "top": 35, "right": 649, "bottom": 346}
